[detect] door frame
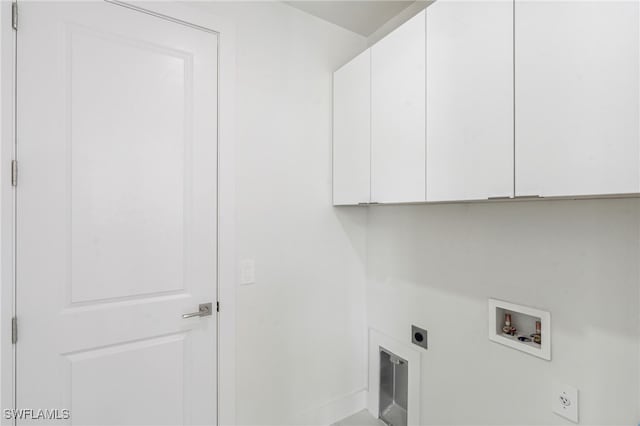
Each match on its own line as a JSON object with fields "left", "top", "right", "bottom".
{"left": 0, "top": 2, "right": 237, "bottom": 425}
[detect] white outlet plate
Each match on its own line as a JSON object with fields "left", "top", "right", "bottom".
{"left": 239, "top": 259, "right": 255, "bottom": 285}
{"left": 552, "top": 382, "right": 578, "bottom": 423}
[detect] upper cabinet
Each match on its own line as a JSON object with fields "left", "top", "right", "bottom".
{"left": 332, "top": 1, "right": 640, "bottom": 206}
{"left": 333, "top": 49, "right": 371, "bottom": 205}
{"left": 515, "top": 0, "right": 640, "bottom": 197}
{"left": 371, "top": 10, "right": 426, "bottom": 204}
{"left": 426, "top": 0, "right": 514, "bottom": 202}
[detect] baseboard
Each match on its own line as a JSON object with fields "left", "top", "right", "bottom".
{"left": 293, "top": 388, "right": 368, "bottom": 426}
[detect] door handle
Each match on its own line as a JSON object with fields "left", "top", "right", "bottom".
{"left": 182, "top": 303, "right": 213, "bottom": 319}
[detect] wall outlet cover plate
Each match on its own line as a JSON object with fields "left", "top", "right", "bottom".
{"left": 552, "top": 382, "right": 578, "bottom": 423}
{"left": 411, "top": 325, "right": 428, "bottom": 349}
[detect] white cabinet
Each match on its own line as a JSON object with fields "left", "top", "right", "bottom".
{"left": 333, "top": 49, "right": 371, "bottom": 205}
{"left": 371, "top": 10, "right": 426, "bottom": 203}
{"left": 332, "top": 1, "right": 640, "bottom": 205}
{"left": 515, "top": 0, "right": 640, "bottom": 197}
{"left": 426, "top": 0, "right": 514, "bottom": 202}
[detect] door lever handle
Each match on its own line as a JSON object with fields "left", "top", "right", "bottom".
{"left": 182, "top": 303, "right": 213, "bottom": 319}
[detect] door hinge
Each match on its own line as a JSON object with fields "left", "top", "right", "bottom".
{"left": 11, "top": 160, "right": 17, "bottom": 187}
{"left": 11, "top": 317, "right": 17, "bottom": 344}
{"left": 216, "top": 301, "right": 219, "bottom": 312}
{"left": 11, "top": 2, "right": 17, "bottom": 31}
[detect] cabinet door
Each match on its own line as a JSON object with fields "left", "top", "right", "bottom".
{"left": 333, "top": 49, "right": 371, "bottom": 205}
{"left": 426, "top": 0, "right": 514, "bottom": 202}
{"left": 371, "top": 10, "right": 426, "bottom": 203}
{"left": 515, "top": 0, "right": 640, "bottom": 197}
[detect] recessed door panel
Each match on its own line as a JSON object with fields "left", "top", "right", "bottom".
{"left": 69, "top": 26, "right": 190, "bottom": 303}
{"left": 68, "top": 335, "right": 186, "bottom": 426}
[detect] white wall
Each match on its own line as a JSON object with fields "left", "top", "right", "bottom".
{"left": 367, "top": 199, "right": 640, "bottom": 425}
{"left": 191, "top": 3, "right": 369, "bottom": 425}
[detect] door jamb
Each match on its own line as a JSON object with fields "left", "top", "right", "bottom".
{"left": 0, "top": 2, "right": 237, "bottom": 425}
{"left": 0, "top": 2, "right": 16, "bottom": 424}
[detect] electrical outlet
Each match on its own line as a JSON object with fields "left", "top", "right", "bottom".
{"left": 239, "top": 259, "right": 255, "bottom": 285}
{"left": 411, "top": 325, "right": 428, "bottom": 350}
{"left": 552, "top": 382, "right": 578, "bottom": 423}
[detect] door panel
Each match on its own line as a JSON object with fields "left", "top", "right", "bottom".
{"left": 68, "top": 335, "right": 185, "bottom": 426}
{"left": 17, "top": 2, "right": 218, "bottom": 425}
{"left": 371, "top": 10, "right": 426, "bottom": 203}
{"left": 333, "top": 49, "right": 371, "bottom": 206}
{"left": 426, "top": 0, "right": 514, "bottom": 201}
{"left": 70, "top": 25, "right": 188, "bottom": 303}
{"left": 515, "top": 0, "right": 640, "bottom": 197}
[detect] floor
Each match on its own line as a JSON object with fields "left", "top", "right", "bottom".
{"left": 332, "top": 410, "right": 386, "bottom": 426}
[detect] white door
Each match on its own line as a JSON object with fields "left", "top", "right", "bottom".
{"left": 16, "top": 2, "right": 218, "bottom": 425}
{"left": 515, "top": 0, "right": 640, "bottom": 197}
{"left": 426, "top": 0, "right": 513, "bottom": 202}
{"left": 333, "top": 49, "right": 371, "bottom": 206}
{"left": 371, "top": 10, "right": 426, "bottom": 204}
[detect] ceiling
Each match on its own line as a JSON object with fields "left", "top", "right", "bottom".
{"left": 285, "top": 1, "right": 418, "bottom": 36}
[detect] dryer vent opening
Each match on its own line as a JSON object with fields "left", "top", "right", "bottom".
{"left": 379, "top": 347, "right": 408, "bottom": 426}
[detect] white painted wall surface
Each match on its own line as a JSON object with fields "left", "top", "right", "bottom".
{"left": 190, "top": 3, "right": 369, "bottom": 425}
{"left": 367, "top": 199, "right": 640, "bottom": 425}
